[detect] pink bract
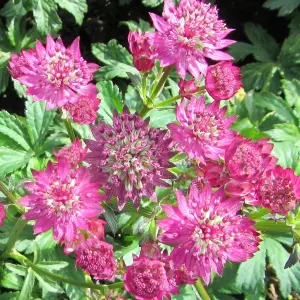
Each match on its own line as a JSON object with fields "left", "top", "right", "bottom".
{"left": 9, "top": 35, "right": 99, "bottom": 110}
{"left": 0, "top": 203, "right": 6, "bottom": 227}
{"left": 178, "top": 79, "right": 199, "bottom": 99}
{"left": 168, "top": 97, "right": 236, "bottom": 164}
{"left": 19, "top": 159, "right": 104, "bottom": 242}
{"left": 157, "top": 184, "right": 260, "bottom": 285}
{"left": 205, "top": 62, "right": 242, "bottom": 101}
{"left": 149, "top": 0, "right": 235, "bottom": 79}
{"left": 85, "top": 107, "right": 174, "bottom": 210}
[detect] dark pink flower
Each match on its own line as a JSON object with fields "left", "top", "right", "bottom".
{"left": 205, "top": 62, "right": 242, "bottom": 101}
{"left": 178, "top": 79, "right": 199, "bottom": 99}
{"left": 75, "top": 238, "right": 117, "bottom": 281}
{"left": 168, "top": 97, "right": 236, "bottom": 164}
{"left": 9, "top": 35, "right": 99, "bottom": 110}
{"left": 128, "top": 31, "right": 155, "bottom": 72}
{"left": 85, "top": 107, "right": 174, "bottom": 210}
{"left": 254, "top": 166, "right": 300, "bottom": 214}
{"left": 149, "top": 0, "right": 235, "bottom": 79}
{"left": 19, "top": 159, "right": 104, "bottom": 242}
{"left": 64, "top": 95, "right": 100, "bottom": 124}
{"left": 0, "top": 203, "right": 6, "bottom": 227}
{"left": 157, "top": 184, "right": 260, "bottom": 285}
{"left": 55, "top": 138, "right": 88, "bottom": 168}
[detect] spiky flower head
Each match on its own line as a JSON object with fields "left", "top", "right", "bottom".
{"left": 128, "top": 31, "right": 155, "bottom": 72}
{"left": 205, "top": 62, "right": 242, "bottom": 101}
{"left": 157, "top": 184, "right": 260, "bottom": 285}
{"left": 19, "top": 159, "right": 104, "bottom": 242}
{"left": 254, "top": 166, "right": 300, "bottom": 214}
{"left": 85, "top": 107, "right": 174, "bottom": 210}
{"left": 168, "top": 97, "right": 236, "bottom": 164}
{"left": 0, "top": 203, "right": 6, "bottom": 227}
{"left": 75, "top": 238, "right": 117, "bottom": 281}
{"left": 149, "top": 0, "right": 235, "bottom": 79}
{"left": 178, "top": 79, "right": 199, "bottom": 99}
{"left": 9, "top": 35, "right": 98, "bottom": 110}
{"left": 64, "top": 95, "right": 100, "bottom": 124}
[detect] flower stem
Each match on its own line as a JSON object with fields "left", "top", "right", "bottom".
{"left": 154, "top": 95, "right": 181, "bottom": 108}
{"left": 194, "top": 279, "right": 211, "bottom": 300}
{"left": 63, "top": 118, "right": 76, "bottom": 142}
{"left": 9, "top": 250, "right": 124, "bottom": 291}
{"left": 141, "top": 73, "right": 148, "bottom": 104}
{"left": 0, "top": 181, "right": 25, "bottom": 213}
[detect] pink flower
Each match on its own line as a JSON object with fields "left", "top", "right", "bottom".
{"left": 85, "top": 107, "right": 174, "bottom": 210}
{"left": 178, "top": 79, "right": 199, "bottom": 99}
{"left": 0, "top": 203, "right": 6, "bottom": 227}
{"left": 64, "top": 95, "right": 100, "bottom": 124}
{"left": 9, "top": 35, "right": 99, "bottom": 110}
{"left": 128, "top": 31, "right": 155, "bottom": 72}
{"left": 254, "top": 166, "right": 300, "bottom": 214}
{"left": 19, "top": 159, "right": 104, "bottom": 242}
{"left": 149, "top": 0, "right": 235, "bottom": 79}
{"left": 205, "top": 62, "right": 242, "bottom": 101}
{"left": 124, "top": 255, "right": 176, "bottom": 300}
{"left": 55, "top": 138, "right": 88, "bottom": 168}
{"left": 168, "top": 97, "right": 236, "bottom": 164}
{"left": 75, "top": 238, "right": 117, "bottom": 281}
{"left": 157, "top": 184, "right": 260, "bottom": 285}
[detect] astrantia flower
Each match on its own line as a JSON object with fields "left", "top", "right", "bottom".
{"left": 0, "top": 203, "right": 6, "bottom": 227}
{"left": 75, "top": 238, "right": 117, "bottom": 281}
{"left": 19, "top": 159, "right": 104, "bottom": 242}
{"left": 168, "top": 97, "right": 236, "bottom": 164}
{"left": 64, "top": 95, "right": 100, "bottom": 124}
{"left": 124, "top": 255, "right": 175, "bottom": 300}
{"left": 9, "top": 35, "right": 98, "bottom": 109}
{"left": 178, "top": 79, "right": 199, "bottom": 99}
{"left": 55, "top": 138, "right": 88, "bottom": 168}
{"left": 128, "top": 31, "right": 155, "bottom": 72}
{"left": 85, "top": 107, "right": 174, "bottom": 210}
{"left": 205, "top": 62, "right": 242, "bottom": 101}
{"left": 157, "top": 184, "right": 260, "bottom": 285}
{"left": 254, "top": 166, "right": 300, "bottom": 214}
{"left": 149, "top": 0, "right": 235, "bottom": 79}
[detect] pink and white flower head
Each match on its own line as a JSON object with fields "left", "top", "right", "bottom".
{"left": 168, "top": 96, "right": 236, "bottom": 164}
{"left": 205, "top": 62, "right": 242, "bottom": 101}
{"left": 64, "top": 95, "right": 100, "bottom": 124}
{"left": 157, "top": 184, "right": 260, "bottom": 285}
{"left": 149, "top": 0, "right": 235, "bottom": 79}
{"left": 9, "top": 35, "right": 99, "bottom": 110}
{"left": 19, "top": 159, "right": 104, "bottom": 242}
{"left": 0, "top": 203, "right": 6, "bottom": 227}
{"left": 128, "top": 31, "right": 155, "bottom": 72}
{"left": 85, "top": 107, "right": 174, "bottom": 210}
{"left": 55, "top": 138, "right": 88, "bottom": 168}
{"left": 124, "top": 255, "right": 176, "bottom": 300}
{"left": 178, "top": 79, "right": 199, "bottom": 99}
{"left": 75, "top": 238, "right": 117, "bottom": 281}
{"left": 254, "top": 166, "right": 300, "bottom": 214}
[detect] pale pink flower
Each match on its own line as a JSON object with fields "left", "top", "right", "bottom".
{"left": 168, "top": 97, "right": 236, "bottom": 164}
{"left": 0, "top": 203, "right": 6, "bottom": 227}
{"left": 205, "top": 62, "right": 242, "bottom": 101}
{"left": 19, "top": 159, "right": 104, "bottom": 242}
{"left": 178, "top": 79, "right": 199, "bottom": 99}
{"left": 55, "top": 138, "right": 88, "bottom": 168}
{"left": 64, "top": 95, "right": 100, "bottom": 124}
{"left": 149, "top": 0, "right": 235, "bottom": 79}
{"left": 157, "top": 184, "right": 260, "bottom": 285}
{"left": 128, "top": 31, "right": 155, "bottom": 72}
{"left": 9, "top": 35, "right": 99, "bottom": 109}
{"left": 75, "top": 238, "right": 117, "bottom": 281}
{"left": 85, "top": 107, "right": 174, "bottom": 210}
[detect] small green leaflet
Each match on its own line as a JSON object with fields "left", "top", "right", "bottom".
{"left": 264, "top": 0, "right": 300, "bottom": 16}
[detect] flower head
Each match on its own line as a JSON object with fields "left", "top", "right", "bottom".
{"left": 149, "top": 0, "right": 235, "bottom": 79}
{"left": 9, "top": 35, "right": 99, "bottom": 109}
{"left": 64, "top": 95, "right": 100, "bottom": 124}
{"left": 168, "top": 97, "right": 236, "bottom": 164}
{"left": 157, "top": 184, "right": 260, "bottom": 285}
{"left": 128, "top": 31, "right": 155, "bottom": 72}
{"left": 85, "top": 107, "right": 174, "bottom": 210}
{"left": 205, "top": 62, "right": 242, "bottom": 101}
{"left": 0, "top": 203, "right": 6, "bottom": 227}
{"left": 255, "top": 166, "right": 300, "bottom": 214}
{"left": 19, "top": 159, "right": 104, "bottom": 242}
{"left": 178, "top": 79, "right": 199, "bottom": 99}
{"left": 75, "top": 238, "right": 117, "bottom": 281}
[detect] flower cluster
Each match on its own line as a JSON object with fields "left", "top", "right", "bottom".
{"left": 0, "top": 203, "right": 6, "bottom": 227}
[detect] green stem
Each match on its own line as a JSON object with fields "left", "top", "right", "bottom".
{"left": 139, "top": 106, "right": 151, "bottom": 119}
{"left": 255, "top": 220, "right": 291, "bottom": 233}
{"left": 9, "top": 250, "right": 124, "bottom": 291}
{"left": 63, "top": 118, "right": 76, "bottom": 142}
{"left": 154, "top": 95, "right": 181, "bottom": 108}
{"left": 194, "top": 279, "right": 211, "bottom": 300}
{"left": 0, "top": 182, "right": 24, "bottom": 213}
{"left": 141, "top": 73, "right": 148, "bottom": 104}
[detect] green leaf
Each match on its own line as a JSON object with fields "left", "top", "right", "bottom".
{"left": 142, "top": 0, "right": 163, "bottom": 7}
{"left": 0, "top": 292, "right": 20, "bottom": 300}
{"left": 32, "top": 0, "right": 62, "bottom": 34}
{"left": 5, "top": 263, "right": 27, "bottom": 277}
{"left": 148, "top": 109, "right": 176, "bottom": 129}
{"left": 19, "top": 268, "right": 35, "bottom": 300}
{"left": 37, "top": 261, "right": 69, "bottom": 271}
{"left": 34, "top": 271, "right": 64, "bottom": 294}
{"left": 0, "top": 0, "right": 27, "bottom": 23}
{"left": 264, "top": 0, "right": 300, "bottom": 16}
{"left": 172, "top": 285, "right": 198, "bottom": 299}
{"left": 282, "top": 79, "right": 300, "bottom": 111}
{"left": 103, "top": 204, "right": 119, "bottom": 235}
{"left": 266, "top": 123, "right": 300, "bottom": 142}
{"left": 289, "top": 13, "right": 300, "bottom": 35}
{"left": 124, "top": 84, "right": 143, "bottom": 112}
{"left": 0, "top": 52, "right": 10, "bottom": 93}
{"left": 120, "top": 19, "right": 154, "bottom": 32}
{"left": 228, "top": 42, "right": 256, "bottom": 62}
{"left": 231, "top": 118, "right": 267, "bottom": 140}
{"left": 97, "top": 80, "right": 123, "bottom": 125}
{"left": 54, "top": 0, "right": 87, "bottom": 25}
{"left": 0, "top": 271, "right": 23, "bottom": 290}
